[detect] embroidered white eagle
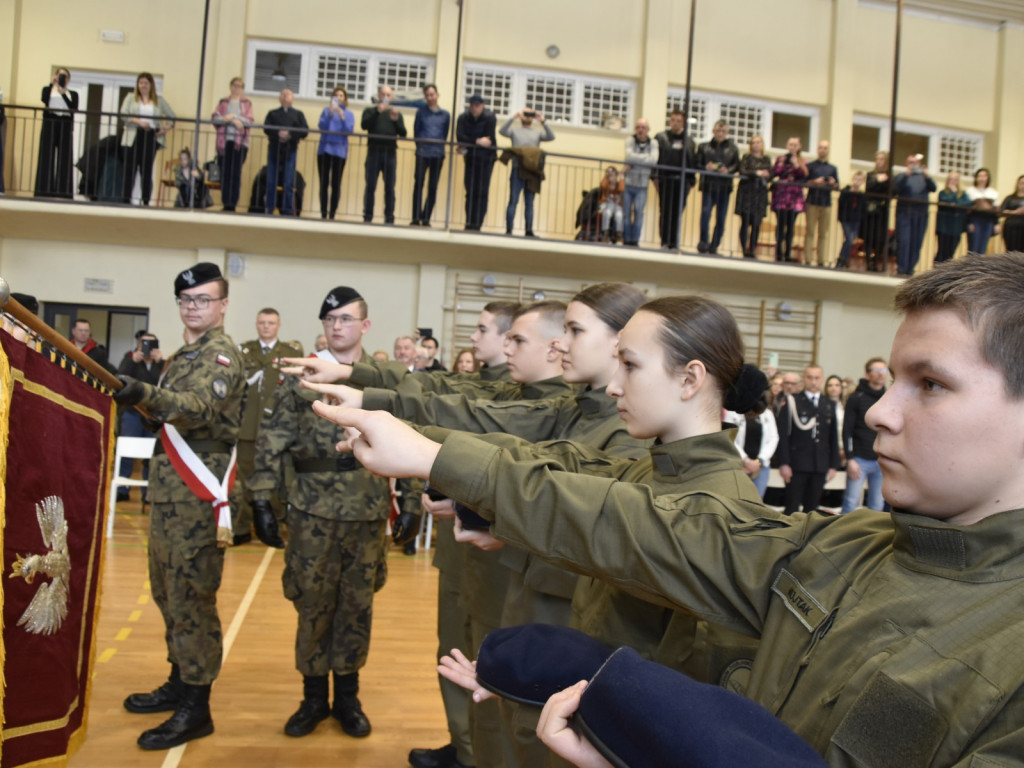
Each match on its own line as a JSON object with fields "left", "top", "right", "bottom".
{"left": 10, "top": 496, "right": 71, "bottom": 635}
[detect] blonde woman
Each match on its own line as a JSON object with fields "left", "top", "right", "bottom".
{"left": 120, "top": 72, "right": 176, "bottom": 205}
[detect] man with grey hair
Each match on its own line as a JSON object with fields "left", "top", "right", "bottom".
{"left": 361, "top": 84, "right": 407, "bottom": 224}
{"left": 622, "top": 117, "right": 659, "bottom": 246}
{"left": 263, "top": 89, "right": 308, "bottom": 215}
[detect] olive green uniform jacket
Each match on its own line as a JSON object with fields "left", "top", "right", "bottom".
{"left": 349, "top": 359, "right": 509, "bottom": 396}
{"left": 428, "top": 430, "right": 1024, "bottom": 767}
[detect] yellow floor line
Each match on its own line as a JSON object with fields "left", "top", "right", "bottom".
{"left": 136, "top": 594, "right": 148, "bottom": 605}
{"left": 128, "top": 610, "right": 142, "bottom": 622}
{"left": 160, "top": 546, "right": 277, "bottom": 768}
{"left": 114, "top": 628, "right": 131, "bottom": 641}
{"left": 97, "top": 648, "right": 117, "bottom": 664}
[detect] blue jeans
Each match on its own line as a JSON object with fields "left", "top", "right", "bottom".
{"left": 969, "top": 216, "right": 995, "bottom": 254}
{"left": 699, "top": 185, "right": 731, "bottom": 248}
{"left": 364, "top": 147, "right": 398, "bottom": 222}
{"left": 897, "top": 206, "right": 928, "bottom": 274}
{"left": 751, "top": 464, "right": 770, "bottom": 499}
{"left": 841, "top": 457, "right": 884, "bottom": 514}
{"left": 838, "top": 220, "right": 859, "bottom": 267}
{"left": 266, "top": 144, "right": 297, "bottom": 214}
{"left": 506, "top": 167, "right": 535, "bottom": 233}
{"left": 622, "top": 184, "right": 648, "bottom": 244}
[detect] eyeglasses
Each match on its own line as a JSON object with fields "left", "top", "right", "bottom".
{"left": 176, "top": 295, "right": 222, "bottom": 309}
{"left": 322, "top": 314, "right": 364, "bottom": 327}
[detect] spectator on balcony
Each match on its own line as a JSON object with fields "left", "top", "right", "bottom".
{"left": 1001, "top": 174, "right": 1024, "bottom": 253}
{"left": 316, "top": 87, "right": 354, "bottom": 220}
{"left": 862, "top": 151, "right": 891, "bottom": 273}
{"left": 835, "top": 171, "right": 865, "bottom": 269}
{"left": 696, "top": 120, "right": 739, "bottom": 255}
{"left": 500, "top": 108, "right": 555, "bottom": 237}
{"left": 211, "top": 77, "right": 254, "bottom": 213}
{"left": 804, "top": 140, "right": 839, "bottom": 267}
{"left": 174, "top": 148, "right": 212, "bottom": 209}
{"left": 771, "top": 137, "right": 807, "bottom": 263}
{"left": 622, "top": 118, "right": 658, "bottom": 246}
{"left": 411, "top": 84, "right": 450, "bottom": 227}
{"left": 735, "top": 134, "right": 771, "bottom": 258}
{"left": 893, "top": 154, "right": 936, "bottom": 276}
{"left": 456, "top": 94, "right": 497, "bottom": 231}
{"left": 35, "top": 67, "right": 78, "bottom": 199}
{"left": 361, "top": 84, "right": 407, "bottom": 225}
{"left": 119, "top": 72, "right": 175, "bottom": 206}
{"left": 598, "top": 166, "right": 625, "bottom": 243}
{"left": 966, "top": 168, "right": 1000, "bottom": 254}
{"left": 653, "top": 109, "right": 696, "bottom": 250}
{"left": 934, "top": 171, "right": 970, "bottom": 264}
{"left": 263, "top": 88, "right": 308, "bottom": 216}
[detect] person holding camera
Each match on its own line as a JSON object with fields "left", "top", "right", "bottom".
{"left": 499, "top": 107, "right": 555, "bottom": 237}
{"left": 35, "top": 67, "right": 78, "bottom": 199}
{"left": 316, "top": 87, "right": 354, "bottom": 220}
{"left": 893, "top": 153, "right": 936, "bottom": 276}
{"left": 361, "top": 84, "right": 407, "bottom": 224}
{"left": 115, "top": 331, "right": 163, "bottom": 501}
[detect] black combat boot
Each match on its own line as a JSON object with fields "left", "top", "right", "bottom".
{"left": 124, "top": 663, "right": 182, "bottom": 714}
{"left": 332, "top": 671, "right": 371, "bottom": 737}
{"left": 284, "top": 675, "right": 330, "bottom": 737}
{"left": 137, "top": 682, "right": 214, "bottom": 750}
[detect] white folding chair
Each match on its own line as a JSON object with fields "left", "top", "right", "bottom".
{"left": 415, "top": 508, "right": 435, "bottom": 553}
{"left": 106, "top": 436, "right": 158, "bottom": 538}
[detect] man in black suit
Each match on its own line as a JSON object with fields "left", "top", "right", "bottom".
{"left": 776, "top": 364, "right": 839, "bottom": 514}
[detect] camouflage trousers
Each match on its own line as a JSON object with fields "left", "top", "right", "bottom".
{"left": 283, "top": 509, "right": 388, "bottom": 677}
{"left": 148, "top": 501, "right": 225, "bottom": 686}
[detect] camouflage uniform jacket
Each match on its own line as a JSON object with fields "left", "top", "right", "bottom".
{"left": 143, "top": 326, "right": 245, "bottom": 504}
{"left": 238, "top": 339, "right": 303, "bottom": 442}
{"left": 350, "top": 360, "right": 510, "bottom": 397}
{"left": 250, "top": 350, "right": 389, "bottom": 522}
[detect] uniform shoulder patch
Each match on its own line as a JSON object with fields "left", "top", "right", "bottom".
{"left": 212, "top": 378, "right": 228, "bottom": 400}
{"left": 771, "top": 568, "right": 828, "bottom": 633}
{"left": 216, "top": 354, "right": 232, "bottom": 367}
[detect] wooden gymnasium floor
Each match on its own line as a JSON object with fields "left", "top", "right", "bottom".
{"left": 70, "top": 496, "right": 448, "bottom": 768}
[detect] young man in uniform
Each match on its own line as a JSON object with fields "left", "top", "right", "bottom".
{"left": 249, "top": 287, "right": 390, "bottom": 740}
{"left": 319, "top": 252, "right": 1024, "bottom": 767}
{"left": 232, "top": 307, "right": 301, "bottom": 545}
{"left": 114, "top": 262, "right": 244, "bottom": 750}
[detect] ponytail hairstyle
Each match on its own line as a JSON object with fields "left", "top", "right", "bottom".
{"left": 641, "top": 295, "right": 765, "bottom": 413}
{"left": 572, "top": 282, "right": 646, "bottom": 333}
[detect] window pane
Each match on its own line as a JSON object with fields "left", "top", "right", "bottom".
{"left": 851, "top": 124, "right": 880, "bottom": 162}
{"left": 720, "top": 103, "right": 763, "bottom": 146}
{"left": 772, "top": 112, "right": 810, "bottom": 150}
{"left": 377, "top": 59, "right": 430, "bottom": 99}
{"left": 665, "top": 92, "right": 706, "bottom": 141}
{"left": 317, "top": 54, "right": 368, "bottom": 100}
{"left": 524, "top": 75, "right": 574, "bottom": 123}
{"left": 892, "top": 131, "right": 929, "bottom": 166}
{"left": 938, "top": 135, "right": 979, "bottom": 177}
{"left": 582, "top": 82, "right": 631, "bottom": 129}
{"left": 254, "top": 50, "right": 302, "bottom": 93}
{"left": 464, "top": 68, "right": 512, "bottom": 115}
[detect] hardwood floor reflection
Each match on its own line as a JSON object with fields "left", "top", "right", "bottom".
{"left": 71, "top": 500, "right": 447, "bottom": 767}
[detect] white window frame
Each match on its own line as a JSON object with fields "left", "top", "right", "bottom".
{"left": 666, "top": 88, "right": 819, "bottom": 151}
{"left": 245, "top": 39, "right": 434, "bottom": 103}
{"left": 463, "top": 61, "right": 635, "bottom": 130}
{"left": 851, "top": 114, "right": 984, "bottom": 177}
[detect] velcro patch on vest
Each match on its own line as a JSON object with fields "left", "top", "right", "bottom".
{"left": 771, "top": 569, "right": 827, "bottom": 632}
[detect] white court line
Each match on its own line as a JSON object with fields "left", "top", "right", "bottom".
{"left": 161, "top": 546, "right": 278, "bottom": 768}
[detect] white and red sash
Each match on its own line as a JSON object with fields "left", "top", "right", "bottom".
{"left": 159, "top": 423, "right": 238, "bottom": 546}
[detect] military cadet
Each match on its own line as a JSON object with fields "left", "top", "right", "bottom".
{"left": 325, "top": 254, "right": 1024, "bottom": 767}
{"left": 114, "top": 262, "right": 245, "bottom": 750}
{"left": 249, "top": 286, "right": 390, "bottom": 740}
{"left": 281, "top": 300, "right": 520, "bottom": 398}
{"left": 232, "top": 307, "right": 302, "bottom": 545}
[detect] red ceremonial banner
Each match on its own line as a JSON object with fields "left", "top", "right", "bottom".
{"left": 0, "top": 332, "right": 115, "bottom": 767}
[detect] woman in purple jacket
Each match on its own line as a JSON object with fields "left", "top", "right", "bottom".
{"left": 317, "top": 87, "right": 355, "bottom": 220}
{"left": 211, "top": 77, "right": 255, "bottom": 212}
{"left": 771, "top": 137, "right": 807, "bottom": 262}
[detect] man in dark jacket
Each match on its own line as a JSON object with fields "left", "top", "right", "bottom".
{"left": 696, "top": 120, "right": 740, "bottom": 254}
{"left": 263, "top": 89, "right": 308, "bottom": 215}
{"left": 776, "top": 364, "right": 840, "bottom": 514}
{"left": 361, "top": 84, "right": 407, "bottom": 224}
{"left": 654, "top": 109, "right": 696, "bottom": 250}
{"left": 841, "top": 357, "right": 888, "bottom": 513}
{"left": 456, "top": 94, "right": 497, "bottom": 231}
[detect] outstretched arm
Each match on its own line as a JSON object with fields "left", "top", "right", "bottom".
{"left": 312, "top": 403, "right": 440, "bottom": 478}
{"left": 537, "top": 683, "right": 613, "bottom": 768}
{"left": 279, "top": 356, "right": 352, "bottom": 383}
{"left": 437, "top": 649, "right": 497, "bottom": 703}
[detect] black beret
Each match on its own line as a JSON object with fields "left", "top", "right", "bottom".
{"left": 468, "top": 93, "right": 484, "bottom": 104}
{"left": 577, "top": 647, "right": 827, "bottom": 768}
{"left": 174, "top": 262, "right": 223, "bottom": 296}
{"left": 475, "top": 624, "right": 613, "bottom": 707}
{"left": 320, "top": 286, "right": 364, "bottom": 320}
{"left": 11, "top": 292, "right": 39, "bottom": 315}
